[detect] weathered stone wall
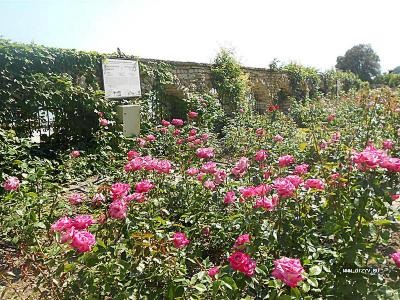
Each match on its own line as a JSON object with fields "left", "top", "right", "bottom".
{"left": 139, "top": 58, "right": 290, "bottom": 113}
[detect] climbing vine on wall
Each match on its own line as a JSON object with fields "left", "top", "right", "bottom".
{"left": 0, "top": 38, "right": 116, "bottom": 149}
{"left": 281, "top": 63, "right": 321, "bottom": 101}
{"left": 211, "top": 49, "right": 251, "bottom": 114}
{"left": 138, "top": 61, "right": 180, "bottom": 129}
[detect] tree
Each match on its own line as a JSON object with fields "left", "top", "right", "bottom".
{"left": 336, "top": 44, "right": 380, "bottom": 82}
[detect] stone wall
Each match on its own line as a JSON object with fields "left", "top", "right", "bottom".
{"left": 139, "top": 58, "right": 291, "bottom": 113}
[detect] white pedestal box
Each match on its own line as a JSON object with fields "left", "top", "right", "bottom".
{"left": 116, "top": 105, "right": 140, "bottom": 137}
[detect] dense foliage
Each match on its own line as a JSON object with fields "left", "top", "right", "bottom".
{"left": 1, "top": 88, "right": 399, "bottom": 299}
{"left": 281, "top": 64, "right": 321, "bottom": 101}
{"left": 336, "top": 44, "right": 381, "bottom": 82}
{"left": 374, "top": 73, "right": 400, "bottom": 88}
{"left": 211, "top": 49, "right": 251, "bottom": 114}
{"left": 0, "top": 38, "right": 117, "bottom": 149}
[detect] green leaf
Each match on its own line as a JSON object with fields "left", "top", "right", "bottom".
{"left": 373, "top": 219, "right": 392, "bottom": 226}
{"left": 299, "top": 142, "right": 308, "bottom": 151}
{"left": 307, "top": 278, "right": 318, "bottom": 287}
{"left": 301, "top": 282, "right": 310, "bottom": 293}
{"left": 167, "top": 285, "right": 175, "bottom": 300}
{"left": 193, "top": 284, "right": 206, "bottom": 293}
{"left": 64, "top": 263, "right": 74, "bottom": 272}
{"left": 309, "top": 265, "right": 322, "bottom": 276}
{"left": 277, "top": 295, "right": 292, "bottom": 300}
{"left": 212, "top": 280, "right": 221, "bottom": 296}
{"left": 221, "top": 276, "right": 238, "bottom": 290}
{"left": 34, "top": 222, "right": 46, "bottom": 229}
{"left": 291, "top": 287, "right": 302, "bottom": 298}
{"left": 96, "top": 239, "right": 106, "bottom": 248}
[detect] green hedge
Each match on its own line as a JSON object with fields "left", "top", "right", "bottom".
{"left": 0, "top": 39, "right": 114, "bottom": 149}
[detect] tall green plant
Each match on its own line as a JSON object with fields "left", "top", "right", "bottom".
{"left": 211, "top": 49, "right": 250, "bottom": 114}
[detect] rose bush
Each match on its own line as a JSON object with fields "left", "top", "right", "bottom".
{"left": 1, "top": 88, "right": 400, "bottom": 299}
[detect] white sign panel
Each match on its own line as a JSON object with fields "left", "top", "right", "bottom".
{"left": 102, "top": 59, "right": 141, "bottom": 98}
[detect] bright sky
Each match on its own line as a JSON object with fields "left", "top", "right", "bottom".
{"left": 0, "top": 0, "right": 399, "bottom": 72}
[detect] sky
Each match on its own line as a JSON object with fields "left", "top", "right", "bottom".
{"left": 0, "top": 0, "right": 399, "bottom": 72}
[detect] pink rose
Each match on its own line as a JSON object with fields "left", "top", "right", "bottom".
{"left": 224, "top": 191, "right": 236, "bottom": 204}
{"left": 294, "top": 164, "right": 309, "bottom": 175}
{"left": 380, "top": 157, "right": 400, "bottom": 172}
{"left": 271, "top": 257, "right": 305, "bottom": 287}
{"left": 174, "top": 129, "right": 182, "bottom": 137}
{"left": 201, "top": 133, "right": 209, "bottom": 141}
{"left": 161, "top": 120, "right": 171, "bottom": 126}
{"left": 382, "top": 139, "right": 394, "bottom": 150}
{"left": 3, "top": 176, "right": 20, "bottom": 191}
{"left": 331, "top": 131, "right": 341, "bottom": 143}
{"left": 137, "top": 138, "right": 147, "bottom": 147}
{"left": 70, "top": 230, "right": 96, "bottom": 253}
{"left": 231, "top": 157, "right": 249, "bottom": 177}
{"left": 253, "top": 195, "right": 279, "bottom": 211}
{"left": 99, "top": 118, "right": 109, "bottom": 126}
{"left": 171, "top": 119, "right": 184, "bottom": 126}
{"left": 327, "top": 114, "right": 336, "bottom": 122}
{"left": 68, "top": 193, "right": 83, "bottom": 205}
{"left": 203, "top": 180, "right": 216, "bottom": 190}
{"left": 188, "top": 111, "right": 199, "bottom": 119}
{"left": 214, "top": 169, "right": 227, "bottom": 185}
{"left": 124, "top": 193, "right": 146, "bottom": 203}
{"left": 108, "top": 200, "right": 128, "bottom": 219}
{"left": 273, "top": 178, "right": 296, "bottom": 198}
{"left": 278, "top": 155, "right": 295, "bottom": 167}
{"left": 304, "top": 179, "right": 325, "bottom": 190}
{"left": 208, "top": 266, "right": 220, "bottom": 279}
{"left": 60, "top": 227, "right": 75, "bottom": 244}
{"left": 240, "top": 186, "right": 257, "bottom": 198}
{"left": 187, "top": 136, "right": 196, "bottom": 142}
{"left": 146, "top": 134, "right": 156, "bottom": 142}
{"left": 172, "top": 232, "right": 190, "bottom": 248}
{"left": 127, "top": 150, "right": 140, "bottom": 160}
{"left": 234, "top": 234, "right": 251, "bottom": 248}
{"left": 273, "top": 134, "right": 284, "bottom": 142}
{"left": 154, "top": 159, "right": 172, "bottom": 174}
{"left": 196, "top": 147, "right": 214, "bottom": 159}
{"left": 111, "top": 183, "right": 131, "bottom": 200}
{"left": 160, "top": 127, "right": 168, "bottom": 134}
{"left": 391, "top": 251, "right": 400, "bottom": 267}
{"left": 187, "top": 167, "right": 199, "bottom": 176}
{"left": 286, "top": 175, "right": 303, "bottom": 188}
{"left": 255, "top": 150, "right": 268, "bottom": 162}
{"left": 197, "top": 173, "right": 206, "bottom": 182}
{"left": 319, "top": 141, "right": 328, "bottom": 149}
{"left": 352, "top": 145, "right": 387, "bottom": 171}
{"left": 193, "top": 138, "right": 202, "bottom": 145}
{"left": 73, "top": 215, "right": 96, "bottom": 230}
{"left": 254, "top": 184, "right": 272, "bottom": 196}
{"left": 200, "top": 161, "right": 218, "bottom": 174}
{"left": 51, "top": 216, "right": 73, "bottom": 232}
{"left": 135, "top": 180, "right": 154, "bottom": 193}
{"left": 189, "top": 128, "right": 197, "bottom": 136}
{"left": 70, "top": 150, "right": 80, "bottom": 158}
{"left": 330, "top": 172, "right": 341, "bottom": 181}
{"left": 228, "top": 251, "right": 257, "bottom": 277}
{"left": 391, "top": 194, "right": 400, "bottom": 201}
